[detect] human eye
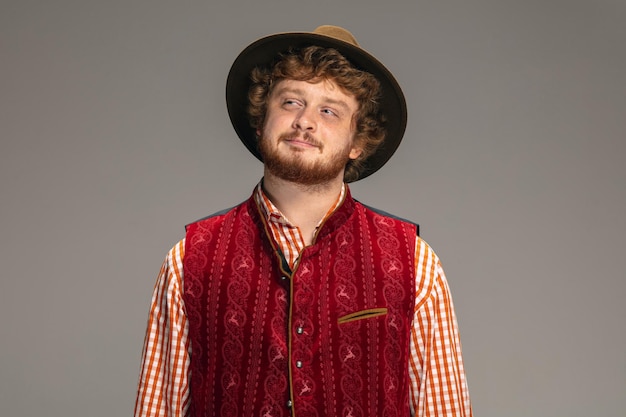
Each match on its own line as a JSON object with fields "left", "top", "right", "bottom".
{"left": 321, "top": 108, "right": 338, "bottom": 117}
{"left": 282, "top": 98, "right": 302, "bottom": 108}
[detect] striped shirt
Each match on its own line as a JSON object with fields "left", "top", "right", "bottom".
{"left": 254, "top": 182, "right": 346, "bottom": 268}
{"left": 134, "top": 184, "right": 472, "bottom": 417}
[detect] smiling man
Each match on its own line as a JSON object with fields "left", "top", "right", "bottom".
{"left": 259, "top": 79, "right": 362, "bottom": 190}
{"left": 134, "top": 25, "right": 472, "bottom": 417}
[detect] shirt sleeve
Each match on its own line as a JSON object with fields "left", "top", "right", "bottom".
{"left": 134, "top": 239, "right": 191, "bottom": 417}
{"left": 408, "top": 237, "right": 472, "bottom": 417}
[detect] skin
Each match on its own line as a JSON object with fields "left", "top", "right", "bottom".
{"left": 257, "top": 78, "right": 363, "bottom": 244}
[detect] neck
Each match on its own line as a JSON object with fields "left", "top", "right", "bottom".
{"left": 262, "top": 171, "right": 344, "bottom": 244}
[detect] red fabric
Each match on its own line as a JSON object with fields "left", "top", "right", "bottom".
{"left": 183, "top": 191, "right": 417, "bottom": 417}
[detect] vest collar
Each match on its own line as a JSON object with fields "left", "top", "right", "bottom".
{"left": 247, "top": 183, "right": 357, "bottom": 245}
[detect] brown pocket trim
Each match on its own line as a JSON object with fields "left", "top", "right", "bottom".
{"left": 337, "top": 307, "right": 388, "bottom": 324}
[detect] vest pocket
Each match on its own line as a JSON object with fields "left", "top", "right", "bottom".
{"left": 337, "top": 307, "right": 388, "bottom": 324}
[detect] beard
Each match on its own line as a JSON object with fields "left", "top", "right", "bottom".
{"left": 259, "top": 131, "right": 353, "bottom": 186}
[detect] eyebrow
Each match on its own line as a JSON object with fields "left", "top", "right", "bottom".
{"left": 273, "top": 87, "right": 352, "bottom": 111}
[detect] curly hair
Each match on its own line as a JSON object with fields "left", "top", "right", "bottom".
{"left": 247, "top": 45, "right": 386, "bottom": 183}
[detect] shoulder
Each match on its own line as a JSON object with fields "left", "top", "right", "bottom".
{"left": 414, "top": 235, "right": 442, "bottom": 275}
{"left": 157, "top": 239, "right": 186, "bottom": 296}
{"left": 185, "top": 201, "right": 248, "bottom": 230}
{"left": 413, "top": 235, "right": 454, "bottom": 311}
{"left": 165, "top": 239, "right": 185, "bottom": 266}
{"left": 183, "top": 198, "right": 258, "bottom": 239}
{"left": 355, "top": 200, "right": 420, "bottom": 236}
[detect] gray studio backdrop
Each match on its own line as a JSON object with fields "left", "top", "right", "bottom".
{"left": 1, "top": 1, "right": 625, "bottom": 416}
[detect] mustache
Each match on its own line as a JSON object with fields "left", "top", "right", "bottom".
{"left": 278, "top": 131, "right": 322, "bottom": 148}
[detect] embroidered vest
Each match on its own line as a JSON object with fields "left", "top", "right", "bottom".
{"left": 183, "top": 190, "right": 417, "bottom": 417}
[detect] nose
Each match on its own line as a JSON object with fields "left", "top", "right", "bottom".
{"left": 293, "top": 107, "right": 316, "bottom": 132}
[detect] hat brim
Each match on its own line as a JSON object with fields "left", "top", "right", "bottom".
{"left": 226, "top": 31, "right": 407, "bottom": 181}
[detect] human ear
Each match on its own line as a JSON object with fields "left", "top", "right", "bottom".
{"left": 349, "top": 147, "right": 363, "bottom": 160}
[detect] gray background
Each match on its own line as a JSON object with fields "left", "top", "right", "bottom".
{"left": 1, "top": 0, "right": 624, "bottom": 416}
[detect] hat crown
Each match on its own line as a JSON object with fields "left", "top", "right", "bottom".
{"left": 313, "top": 25, "right": 360, "bottom": 47}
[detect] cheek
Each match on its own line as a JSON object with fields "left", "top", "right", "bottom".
{"left": 263, "top": 113, "right": 289, "bottom": 134}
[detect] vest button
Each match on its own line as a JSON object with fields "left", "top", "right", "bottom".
{"left": 295, "top": 360, "right": 303, "bottom": 368}
{"left": 296, "top": 326, "right": 304, "bottom": 335}
{"left": 281, "top": 276, "right": 287, "bottom": 281}
{"left": 286, "top": 400, "right": 293, "bottom": 408}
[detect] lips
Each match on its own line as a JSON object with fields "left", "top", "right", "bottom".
{"left": 285, "top": 138, "right": 318, "bottom": 148}
{"left": 279, "top": 132, "right": 321, "bottom": 149}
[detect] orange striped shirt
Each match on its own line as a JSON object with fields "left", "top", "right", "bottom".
{"left": 134, "top": 184, "right": 472, "bottom": 417}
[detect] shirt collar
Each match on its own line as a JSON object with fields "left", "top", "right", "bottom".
{"left": 254, "top": 180, "right": 346, "bottom": 228}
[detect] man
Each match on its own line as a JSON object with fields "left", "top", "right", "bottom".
{"left": 135, "top": 25, "right": 472, "bottom": 417}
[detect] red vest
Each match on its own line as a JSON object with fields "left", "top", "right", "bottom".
{"left": 183, "top": 190, "right": 417, "bottom": 417}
